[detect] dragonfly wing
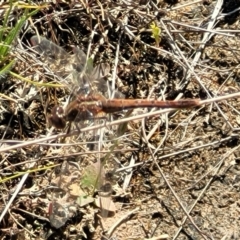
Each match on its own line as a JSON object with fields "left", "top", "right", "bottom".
{"left": 88, "top": 63, "right": 110, "bottom": 96}
{"left": 30, "top": 36, "right": 72, "bottom": 79}
{"left": 49, "top": 200, "right": 77, "bottom": 228}
{"left": 91, "top": 63, "right": 110, "bottom": 80}
{"left": 72, "top": 46, "right": 110, "bottom": 80}
{"left": 48, "top": 201, "right": 69, "bottom": 228}
{"left": 72, "top": 46, "right": 87, "bottom": 73}
{"left": 71, "top": 46, "right": 96, "bottom": 94}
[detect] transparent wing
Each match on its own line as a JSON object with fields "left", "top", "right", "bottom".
{"left": 72, "top": 49, "right": 110, "bottom": 78}
{"left": 91, "top": 63, "right": 110, "bottom": 79}
{"left": 73, "top": 47, "right": 111, "bottom": 95}
{"left": 71, "top": 47, "right": 92, "bottom": 93}
{"left": 89, "top": 63, "right": 111, "bottom": 96}
{"left": 72, "top": 46, "right": 87, "bottom": 73}
{"left": 31, "top": 36, "right": 73, "bottom": 79}
{"left": 31, "top": 36, "right": 110, "bottom": 95}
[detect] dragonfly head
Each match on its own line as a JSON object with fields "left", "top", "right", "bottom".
{"left": 48, "top": 106, "right": 66, "bottom": 129}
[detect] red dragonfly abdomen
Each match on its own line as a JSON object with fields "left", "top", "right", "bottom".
{"left": 100, "top": 98, "right": 200, "bottom": 113}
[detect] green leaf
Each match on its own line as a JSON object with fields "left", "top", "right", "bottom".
{"left": 0, "top": 60, "right": 15, "bottom": 82}
{"left": 150, "top": 22, "right": 161, "bottom": 45}
{"left": 0, "top": 7, "right": 38, "bottom": 57}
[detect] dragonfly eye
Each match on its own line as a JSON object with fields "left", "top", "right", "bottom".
{"left": 48, "top": 106, "right": 66, "bottom": 129}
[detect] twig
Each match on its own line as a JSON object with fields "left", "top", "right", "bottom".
{"left": 107, "top": 207, "right": 139, "bottom": 238}
{"left": 0, "top": 161, "right": 35, "bottom": 223}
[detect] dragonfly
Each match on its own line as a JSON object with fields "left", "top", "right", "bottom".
{"left": 30, "top": 35, "right": 200, "bottom": 130}
{"left": 30, "top": 35, "right": 198, "bottom": 228}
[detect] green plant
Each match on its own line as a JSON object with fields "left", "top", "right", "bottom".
{"left": 0, "top": 1, "right": 39, "bottom": 81}
{"left": 150, "top": 21, "right": 161, "bottom": 46}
